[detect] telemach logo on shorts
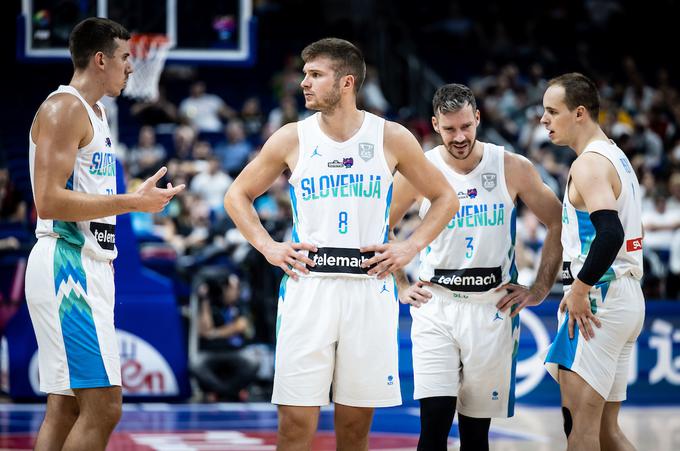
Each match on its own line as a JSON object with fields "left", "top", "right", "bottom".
{"left": 90, "top": 222, "right": 116, "bottom": 250}
{"left": 431, "top": 267, "right": 502, "bottom": 292}
{"left": 308, "top": 247, "right": 376, "bottom": 275}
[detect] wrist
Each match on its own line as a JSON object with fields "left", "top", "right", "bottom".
{"left": 571, "top": 278, "right": 592, "bottom": 296}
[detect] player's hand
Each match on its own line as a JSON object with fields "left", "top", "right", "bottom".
{"left": 495, "top": 283, "right": 544, "bottom": 317}
{"left": 360, "top": 240, "right": 419, "bottom": 279}
{"left": 261, "top": 241, "right": 317, "bottom": 281}
{"left": 559, "top": 284, "right": 601, "bottom": 340}
{"left": 399, "top": 280, "right": 432, "bottom": 308}
{"left": 134, "top": 167, "right": 186, "bottom": 212}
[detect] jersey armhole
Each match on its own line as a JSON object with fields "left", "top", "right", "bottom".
{"left": 288, "top": 120, "right": 306, "bottom": 183}
{"left": 497, "top": 146, "right": 514, "bottom": 206}
{"left": 378, "top": 118, "right": 394, "bottom": 182}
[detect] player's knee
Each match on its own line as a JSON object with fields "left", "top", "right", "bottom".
{"left": 562, "top": 406, "right": 573, "bottom": 438}
{"left": 278, "top": 408, "right": 316, "bottom": 438}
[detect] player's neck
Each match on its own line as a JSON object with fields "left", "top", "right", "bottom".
{"left": 318, "top": 105, "right": 365, "bottom": 142}
{"left": 444, "top": 140, "right": 484, "bottom": 175}
{"left": 69, "top": 73, "right": 105, "bottom": 108}
{"left": 571, "top": 123, "right": 610, "bottom": 155}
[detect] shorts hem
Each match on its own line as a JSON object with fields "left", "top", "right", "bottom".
{"left": 547, "top": 363, "right": 610, "bottom": 400}
{"left": 271, "top": 397, "right": 330, "bottom": 407}
{"left": 413, "top": 390, "right": 459, "bottom": 400}
{"left": 332, "top": 396, "right": 402, "bottom": 408}
{"left": 457, "top": 406, "right": 512, "bottom": 419}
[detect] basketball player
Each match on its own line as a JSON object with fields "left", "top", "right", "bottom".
{"left": 542, "top": 73, "right": 644, "bottom": 451}
{"left": 26, "top": 18, "right": 184, "bottom": 451}
{"left": 224, "top": 38, "right": 458, "bottom": 450}
{"left": 390, "top": 83, "right": 563, "bottom": 451}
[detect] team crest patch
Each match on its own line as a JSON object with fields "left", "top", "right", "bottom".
{"left": 359, "top": 143, "right": 374, "bottom": 161}
{"left": 467, "top": 188, "right": 478, "bottom": 199}
{"left": 482, "top": 173, "right": 497, "bottom": 191}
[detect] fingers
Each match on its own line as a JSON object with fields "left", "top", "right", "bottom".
{"left": 360, "top": 244, "right": 388, "bottom": 254}
{"left": 509, "top": 300, "right": 528, "bottom": 318}
{"left": 285, "top": 256, "right": 310, "bottom": 274}
{"left": 579, "top": 315, "right": 594, "bottom": 340}
{"left": 362, "top": 251, "right": 388, "bottom": 269}
{"left": 568, "top": 314, "right": 575, "bottom": 340}
{"left": 292, "top": 242, "right": 318, "bottom": 253}
{"left": 496, "top": 290, "right": 522, "bottom": 311}
{"left": 280, "top": 263, "right": 299, "bottom": 281}
{"left": 147, "top": 166, "right": 168, "bottom": 184}
{"left": 559, "top": 299, "right": 567, "bottom": 313}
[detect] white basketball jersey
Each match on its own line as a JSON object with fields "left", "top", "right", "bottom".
{"left": 418, "top": 144, "right": 517, "bottom": 295}
{"left": 29, "top": 85, "right": 118, "bottom": 261}
{"left": 561, "top": 140, "right": 643, "bottom": 285}
{"left": 288, "top": 112, "right": 393, "bottom": 277}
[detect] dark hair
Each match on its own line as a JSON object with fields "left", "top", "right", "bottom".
{"left": 301, "top": 38, "right": 366, "bottom": 93}
{"left": 432, "top": 83, "right": 477, "bottom": 116}
{"left": 548, "top": 72, "right": 600, "bottom": 119}
{"left": 69, "top": 17, "right": 131, "bottom": 70}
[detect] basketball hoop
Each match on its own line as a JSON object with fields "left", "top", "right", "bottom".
{"left": 123, "top": 33, "right": 171, "bottom": 101}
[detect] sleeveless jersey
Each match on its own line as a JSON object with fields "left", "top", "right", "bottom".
{"left": 288, "top": 111, "right": 393, "bottom": 278}
{"left": 29, "top": 85, "right": 118, "bottom": 261}
{"left": 418, "top": 144, "right": 517, "bottom": 295}
{"left": 561, "top": 140, "right": 643, "bottom": 285}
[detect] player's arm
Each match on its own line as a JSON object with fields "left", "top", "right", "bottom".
{"left": 34, "top": 96, "right": 184, "bottom": 221}
{"left": 496, "top": 154, "right": 563, "bottom": 316}
{"left": 388, "top": 171, "right": 422, "bottom": 229}
{"left": 562, "top": 153, "right": 623, "bottom": 339}
{"left": 224, "top": 123, "right": 316, "bottom": 279}
{"left": 362, "top": 122, "right": 459, "bottom": 278}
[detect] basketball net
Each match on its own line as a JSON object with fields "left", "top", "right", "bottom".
{"left": 123, "top": 33, "right": 170, "bottom": 101}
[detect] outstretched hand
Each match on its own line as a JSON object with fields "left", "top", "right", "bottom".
{"left": 134, "top": 167, "right": 186, "bottom": 213}
{"left": 262, "top": 241, "right": 317, "bottom": 281}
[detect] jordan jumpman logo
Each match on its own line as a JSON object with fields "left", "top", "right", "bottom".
{"left": 310, "top": 146, "right": 322, "bottom": 157}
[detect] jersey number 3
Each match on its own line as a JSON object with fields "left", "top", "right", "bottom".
{"left": 465, "top": 236, "right": 474, "bottom": 259}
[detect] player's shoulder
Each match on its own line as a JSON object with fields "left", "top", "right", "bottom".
{"left": 503, "top": 148, "right": 534, "bottom": 172}
{"left": 383, "top": 120, "right": 412, "bottom": 139}
{"left": 262, "top": 122, "right": 299, "bottom": 153}
{"left": 37, "top": 93, "right": 89, "bottom": 127}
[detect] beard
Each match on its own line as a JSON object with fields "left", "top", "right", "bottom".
{"left": 445, "top": 137, "right": 477, "bottom": 160}
{"left": 308, "top": 80, "right": 342, "bottom": 113}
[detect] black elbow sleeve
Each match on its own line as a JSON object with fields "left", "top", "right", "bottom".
{"left": 576, "top": 209, "right": 624, "bottom": 286}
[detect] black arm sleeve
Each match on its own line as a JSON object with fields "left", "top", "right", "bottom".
{"left": 577, "top": 209, "right": 625, "bottom": 286}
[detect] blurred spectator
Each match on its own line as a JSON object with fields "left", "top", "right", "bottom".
{"left": 264, "top": 95, "right": 302, "bottom": 138}
{"left": 179, "top": 81, "right": 235, "bottom": 132}
{"left": 240, "top": 97, "right": 265, "bottom": 142}
{"left": 130, "top": 86, "right": 178, "bottom": 126}
{"left": 127, "top": 126, "right": 168, "bottom": 178}
{"left": 172, "top": 124, "right": 197, "bottom": 160}
{"left": 191, "top": 274, "right": 259, "bottom": 401}
{"left": 642, "top": 191, "right": 680, "bottom": 256}
{"left": 215, "top": 120, "right": 254, "bottom": 177}
{"left": 0, "top": 168, "right": 26, "bottom": 224}
{"left": 190, "top": 156, "right": 233, "bottom": 215}
{"left": 360, "top": 66, "right": 390, "bottom": 116}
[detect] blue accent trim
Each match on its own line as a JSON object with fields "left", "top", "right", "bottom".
{"left": 599, "top": 280, "right": 610, "bottom": 304}
{"left": 545, "top": 311, "right": 579, "bottom": 369}
{"left": 66, "top": 173, "right": 74, "bottom": 190}
{"left": 383, "top": 183, "right": 393, "bottom": 243}
{"left": 576, "top": 209, "right": 596, "bottom": 256}
{"left": 61, "top": 297, "right": 111, "bottom": 388}
{"left": 289, "top": 185, "right": 300, "bottom": 243}
{"left": 508, "top": 312, "right": 520, "bottom": 417}
{"left": 509, "top": 207, "right": 518, "bottom": 283}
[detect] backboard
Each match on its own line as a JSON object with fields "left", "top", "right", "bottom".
{"left": 18, "top": 0, "right": 255, "bottom": 65}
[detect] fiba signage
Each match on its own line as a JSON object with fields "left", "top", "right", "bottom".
{"left": 28, "top": 329, "right": 178, "bottom": 396}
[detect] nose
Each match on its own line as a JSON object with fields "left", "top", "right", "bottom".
{"left": 453, "top": 131, "right": 466, "bottom": 142}
{"left": 300, "top": 76, "right": 310, "bottom": 89}
{"left": 540, "top": 112, "right": 548, "bottom": 125}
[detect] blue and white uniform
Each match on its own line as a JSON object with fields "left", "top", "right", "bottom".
{"left": 25, "top": 86, "right": 120, "bottom": 395}
{"left": 545, "top": 140, "right": 645, "bottom": 401}
{"left": 272, "top": 111, "right": 401, "bottom": 407}
{"left": 411, "top": 143, "right": 520, "bottom": 418}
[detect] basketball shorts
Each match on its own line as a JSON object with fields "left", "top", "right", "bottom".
{"left": 411, "top": 284, "right": 520, "bottom": 418}
{"left": 272, "top": 275, "right": 401, "bottom": 408}
{"left": 25, "top": 237, "right": 121, "bottom": 395}
{"left": 545, "top": 276, "right": 645, "bottom": 401}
